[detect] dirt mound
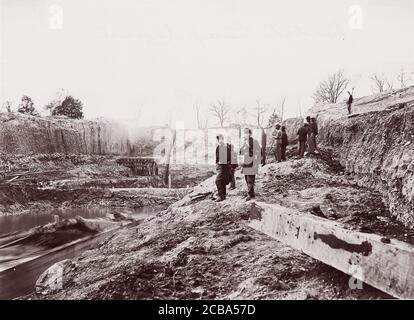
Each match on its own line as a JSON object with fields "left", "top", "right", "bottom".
{"left": 32, "top": 156, "right": 394, "bottom": 300}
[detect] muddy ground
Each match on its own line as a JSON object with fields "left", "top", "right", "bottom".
{"left": 29, "top": 146, "right": 412, "bottom": 300}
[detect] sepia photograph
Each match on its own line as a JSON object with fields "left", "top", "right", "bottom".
{"left": 0, "top": 0, "right": 414, "bottom": 313}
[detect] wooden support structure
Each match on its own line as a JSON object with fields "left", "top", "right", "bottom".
{"left": 247, "top": 202, "right": 414, "bottom": 299}
{"left": 116, "top": 157, "right": 159, "bottom": 176}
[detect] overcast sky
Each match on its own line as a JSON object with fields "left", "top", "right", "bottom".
{"left": 1, "top": 0, "right": 414, "bottom": 128}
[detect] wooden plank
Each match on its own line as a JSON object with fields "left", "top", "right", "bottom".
{"left": 247, "top": 201, "right": 414, "bottom": 299}
{"left": 6, "top": 176, "right": 19, "bottom": 184}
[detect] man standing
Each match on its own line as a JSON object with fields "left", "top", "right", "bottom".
{"left": 239, "top": 128, "right": 260, "bottom": 201}
{"left": 213, "top": 134, "right": 231, "bottom": 202}
{"left": 297, "top": 123, "right": 309, "bottom": 158}
{"left": 228, "top": 143, "right": 238, "bottom": 190}
{"left": 347, "top": 91, "right": 353, "bottom": 115}
{"left": 281, "top": 126, "right": 288, "bottom": 161}
{"left": 272, "top": 124, "right": 282, "bottom": 162}
{"left": 308, "top": 117, "right": 319, "bottom": 154}
{"left": 304, "top": 116, "right": 312, "bottom": 155}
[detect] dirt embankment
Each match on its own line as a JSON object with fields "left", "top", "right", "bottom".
{"left": 312, "top": 86, "right": 414, "bottom": 227}
{"left": 0, "top": 113, "right": 131, "bottom": 155}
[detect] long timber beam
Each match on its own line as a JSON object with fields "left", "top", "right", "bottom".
{"left": 246, "top": 201, "right": 414, "bottom": 299}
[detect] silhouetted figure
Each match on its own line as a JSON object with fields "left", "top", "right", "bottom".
{"left": 308, "top": 117, "right": 319, "bottom": 154}
{"left": 213, "top": 134, "right": 231, "bottom": 202}
{"left": 347, "top": 91, "right": 353, "bottom": 115}
{"left": 272, "top": 124, "right": 282, "bottom": 162}
{"left": 240, "top": 128, "right": 261, "bottom": 201}
{"left": 228, "top": 143, "right": 238, "bottom": 190}
{"left": 281, "top": 126, "right": 288, "bottom": 161}
{"left": 297, "top": 123, "right": 309, "bottom": 158}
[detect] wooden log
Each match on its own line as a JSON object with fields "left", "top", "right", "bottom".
{"left": 247, "top": 201, "right": 414, "bottom": 299}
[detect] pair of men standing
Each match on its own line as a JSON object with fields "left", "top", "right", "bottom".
{"left": 272, "top": 124, "right": 288, "bottom": 162}
{"left": 297, "top": 117, "right": 318, "bottom": 158}
{"left": 213, "top": 128, "right": 261, "bottom": 202}
{"left": 306, "top": 116, "right": 318, "bottom": 155}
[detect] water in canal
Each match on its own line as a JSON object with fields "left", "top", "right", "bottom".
{"left": 0, "top": 206, "right": 163, "bottom": 299}
{"left": 0, "top": 206, "right": 161, "bottom": 236}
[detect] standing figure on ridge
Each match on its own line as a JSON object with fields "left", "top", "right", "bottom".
{"left": 281, "top": 126, "right": 288, "bottom": 161}
{"left": 272, "top": 124, "right": 282, "bottom": 162}
{"left": 228, "top": 142, "right": 238, "bottom": 190}
{"left": 308, "top": 117, "right": 319, "bottom": 155}
{"left": 213, "top": 134, "right": 231, "bottom": 202}
{"left": 297, "top": 123, "right": 309, "bottom": 158}
{"left": 347, "top": 91, "right": 354, "bottom": 115}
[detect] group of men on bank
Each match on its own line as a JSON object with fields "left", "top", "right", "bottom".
{"left": 213, "top": 117, "right": 320, "bottom": 202}
{"left": 272, "top": 116, "right": 319, "bottom": 160}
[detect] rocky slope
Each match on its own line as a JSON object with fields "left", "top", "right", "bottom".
{"left": 310, "top": 86, "right": 414, "bottom": 227}
{"left": 0, "top": 113, "right": 130, "bottom": 155}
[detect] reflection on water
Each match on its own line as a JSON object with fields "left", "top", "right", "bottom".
{"left": 0, "top": 206, "right": 162, "bottom": 236}
{"left": 0, "top": 205, "right": 164, "bottom": 299}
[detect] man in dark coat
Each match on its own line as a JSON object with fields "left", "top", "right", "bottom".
{"left": 239, "top": 128, "right": 261, "bottom": 201}
{"left": 297, "top": 123, "right": 309, "bottom": 158}
{"left": 308, "top": 117, "right": 319, "bottom": 154}
{"left": 347, "top": 91, "right": 353, "bottom": 115}
{"left": 214, "top": 134, "right": 231, "bottom": 202}
{"left": 281, "top": 126, "right": 288, "bottom": 161}
{"left": 272, "top": 124, "right": 282, "bottom": 162}
{"left": 228, "top": 143, "right": 238, "bottom": 190}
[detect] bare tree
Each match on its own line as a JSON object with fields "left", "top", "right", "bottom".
{"left": 1, "top": 100, "right": 13, "bottom": 113}
{"left": 209, "top": 99, "right": 231, "bottom": 127}
{"left": 193, "top": 102, "right": 209, "bottom": 129}
{"left": 370, "top": 73, "right": 394, "bottom": 93}
{"left": 396, "top": 66, "right": 413, "bottom": 88}
{"left": 234, "top": 106, "right": 248, "bottom": 125}
{"left": 266, "top": 97, "right": 286, "bottom": 128}
{"left": 193, "top": 102, "right": 202, "bottom": 129}
{"left": 201, "top": 118, "right": 208, "bottom": 129}
{"left": 254, "top": 99, "right": 267, "bottom": 127}
{"left": 279, "top": 97, "right": 286, "bottom": 121}
{"left": 313, "top": 70, "right": 350, "bottom": 104}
